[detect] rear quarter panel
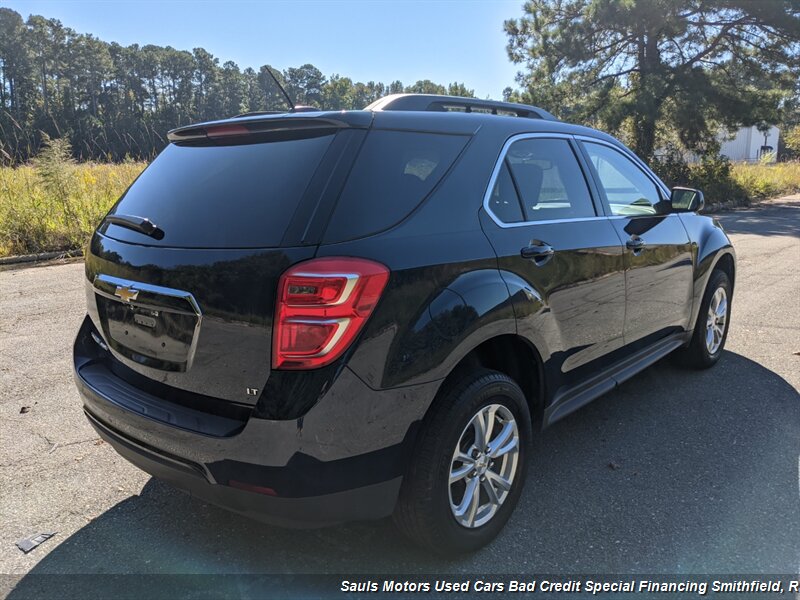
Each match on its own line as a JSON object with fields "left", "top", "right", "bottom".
{"left": 316, "top": 121, "right": 521, "bottom": 390}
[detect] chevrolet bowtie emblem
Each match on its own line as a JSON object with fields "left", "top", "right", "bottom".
{"left": 114, "top": 285, "right": 139, "bottom": 303}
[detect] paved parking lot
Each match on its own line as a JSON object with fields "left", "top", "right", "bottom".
{"left": 1, "top": 197, "right": 798, "bottom": 595}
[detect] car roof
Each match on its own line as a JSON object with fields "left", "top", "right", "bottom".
{"left": 168, "top": 94, "right": 622, "bottom": 149}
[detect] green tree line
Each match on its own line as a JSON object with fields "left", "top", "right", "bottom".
{"left": 0, "top": 8, "right": 475, "bottom": 164}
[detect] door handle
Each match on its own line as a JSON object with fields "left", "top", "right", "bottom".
{"left": 626, "top": 236, "right": 646, "bottom": 251}
{"left": 521, "top": 241, "right": 555, "bottom": 263}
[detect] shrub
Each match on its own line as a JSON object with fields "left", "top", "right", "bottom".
{"left": 651, "top": 144, "right": 692, "bottom": 189}
{"left": 689, "top": 155, "right": 750, "bottom": 207}
{"left": 652, "top": 151, "right": 749, "bottom": 207}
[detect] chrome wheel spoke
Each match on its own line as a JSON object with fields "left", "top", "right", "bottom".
{"left": 482, "top": 405, "right": 498, "bottom": 448}
{"left": 491, "top": 434, "right": 518, "bottom": 459}
{"left": 454, "top": 477, "right": 480, "bottom": 526}
{"left": 471, "top": 413, "right": 487, "bottom": 449}
{"left": 487, "top": 421, "right": 514, "bottom": 457}
{"left": 465, "top": 479, "right": 481, "bottom": 525}
{"left": 450, "top": 456, "right": 474, "bottom": 484}
{"left": 716, "top": 298, "right": 727, "bottom": 320}
{"left": 486, "top": 469, "right": 512, "bottom": 492}
{"left": 482, "top": 476, "right": 501, "bottom": 506}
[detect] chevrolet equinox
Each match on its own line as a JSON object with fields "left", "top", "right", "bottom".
{"left": 73, "top": 93, "right": 736, "bottom": 554}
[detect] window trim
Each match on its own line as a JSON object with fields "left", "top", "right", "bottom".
{"left": 488, "top": 159, "right": 527, "bottom": 224}
{"left": 482, "top": 133, "right": 604, "bottom": 228}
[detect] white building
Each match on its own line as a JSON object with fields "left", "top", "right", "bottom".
{"left": 718, "top": 125, "right": 780, "bottom": 163}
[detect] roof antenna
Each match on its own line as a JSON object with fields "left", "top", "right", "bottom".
{"left": 264, "top": 66, "right": 295, "bottom": 112}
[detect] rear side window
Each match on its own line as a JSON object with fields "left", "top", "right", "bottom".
{"left": 504, "top": 138, "right": 595, "bottom": 221}
{"left": 104, "top": 133, "right": 334, "bottom": 248}
{"left": 322, "top": 130, "right": 468, "bottom": 242}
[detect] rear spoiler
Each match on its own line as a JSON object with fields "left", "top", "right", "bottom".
{"left": 167, "top": 112, "right": 373, "bottom": 143}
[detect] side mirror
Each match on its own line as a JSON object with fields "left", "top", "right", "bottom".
{"left": 670, "top": 187, "right": 704, "bottom": 213}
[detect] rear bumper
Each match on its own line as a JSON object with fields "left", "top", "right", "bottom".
{"left": 83, "top": 408, "right": 401, "bottom": 527}
{"left": 74, "top": 316, "right": 440, "bottom": 527}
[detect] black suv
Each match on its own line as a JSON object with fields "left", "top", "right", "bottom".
{"left": 74, "top": 94, "right": 735, "bottom": 554}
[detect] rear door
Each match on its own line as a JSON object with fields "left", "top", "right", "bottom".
{"left": 578, "top": 139, "right": 694, "bottom": 347}
{"left": 479, "top": 134, "right": 626, "bottom": 387}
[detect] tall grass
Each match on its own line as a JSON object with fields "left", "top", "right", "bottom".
{"left": 730, "top": 161, "right": 800, "bottom": 201}
{"left": 0, "top": 138, "right": 145, "bottom": 257}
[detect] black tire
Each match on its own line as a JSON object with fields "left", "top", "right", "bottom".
{"left": 393, "top": 369, "right": 532, "bottom": 555}
{"left": 674, "top": 269, "right": 732, "bottom": 369}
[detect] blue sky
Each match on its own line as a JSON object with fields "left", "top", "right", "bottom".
{"left": 2, "top": 0, "right": 525, "bottom": 99}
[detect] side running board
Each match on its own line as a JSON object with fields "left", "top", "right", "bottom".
{"left": 544, "top": 332, "right": 690, "bottom": 427}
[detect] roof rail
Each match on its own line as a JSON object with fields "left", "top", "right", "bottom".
{"left": 365, "top": 94, "right": 558, "bottom": 121}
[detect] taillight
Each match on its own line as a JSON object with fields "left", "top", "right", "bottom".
{"left": 206, "top": 124, "right": 250, "bottom": 138}
{"left": 272, "top": 257, "right": 390, "bottom": 370}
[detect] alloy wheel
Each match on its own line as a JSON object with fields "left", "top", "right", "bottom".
{"left": 448, "top": 403, "right": 520, "bottom": 528}
{"left": 705, "top": 286, "right": 728, "bottom": 354}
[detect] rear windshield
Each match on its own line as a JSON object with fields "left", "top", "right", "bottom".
{"left": 104, "top": 133, "right": 334, "bottom": 248}
{"left": 322, "top": 130, "right": 469, "bottom": 242}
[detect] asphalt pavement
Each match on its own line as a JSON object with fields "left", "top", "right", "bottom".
{"left": 1, "top": 196, "right": 798, "bottom": 595}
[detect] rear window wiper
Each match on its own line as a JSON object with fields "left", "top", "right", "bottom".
{"left": 104, "top": 214, "right": 165, "bottom": 240}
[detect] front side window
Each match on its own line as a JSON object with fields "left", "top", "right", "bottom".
{"left": 488, "top": 138, "right": 596, "bottom": 223}
{"left": 584, "top": 142, "right": 661, "bottom": 216}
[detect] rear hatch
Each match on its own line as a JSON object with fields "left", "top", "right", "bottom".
{"left": 85, "top": 113, "right": 369, "bottom": 405}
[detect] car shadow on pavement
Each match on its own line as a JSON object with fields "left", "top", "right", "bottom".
{"left": 7, "top": 351, "right": 799, "bottom": 598}
{"left": 715, "top": 202, "right": 800, "bottom": 237}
